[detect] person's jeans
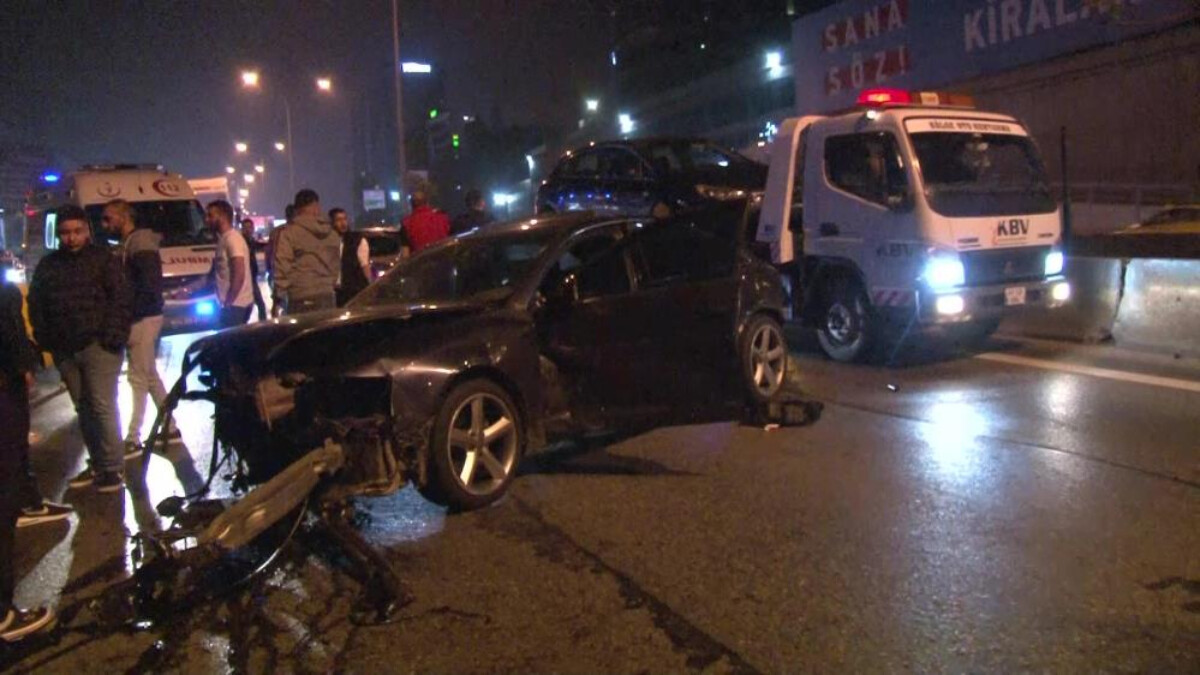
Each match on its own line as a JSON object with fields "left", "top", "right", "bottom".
{"left": 56, "top": 343, "right": 125, "bottom": 475}
{"left": 219, "top": 305, "right": 252, "bottom": 329}
{"left": 284, "top": 293, "right": 335, "bottom": 315}
{"left": 126, "top": 315, "right": 170, "bottom": 443}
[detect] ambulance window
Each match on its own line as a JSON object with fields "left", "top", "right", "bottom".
{"left": 43, "top": 212, "right": 59, "bottom": 250}
{"left": 825, "top": 133, "right": 907, "bottom": 207}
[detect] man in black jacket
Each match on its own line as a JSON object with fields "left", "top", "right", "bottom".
{"left": 450, "top": 189, "right": 495, "bottom": 235}
{"left": 0, "top": 281, "right": 64, "bottom": 641}
{"left": 29, "top": 205, "right": 133, "bottom": 493}
{"left": 102, "top": 200, "right": 178, "bottom": 456}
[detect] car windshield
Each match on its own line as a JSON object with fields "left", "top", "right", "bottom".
{"left": 350, "top": 227, "right": 559, "bottom": 307}
{"left": 908, "top": 131, "right": 1056, "bottom": 217}
{"left": 88, "top": 200, "right": 213, "bottom": 246}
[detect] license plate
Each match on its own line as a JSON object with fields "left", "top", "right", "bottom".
{"left": 1005, "top": 286, "right": 1027, "bottom": 306}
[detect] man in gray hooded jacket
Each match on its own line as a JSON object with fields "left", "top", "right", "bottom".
{"left": 273, "top": 189, "right": 341, "bottom": 314}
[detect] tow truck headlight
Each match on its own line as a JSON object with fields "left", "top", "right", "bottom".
{"left": 1045, "top": 251, "right": 1064, "bottom": 276}
{"left": 936, "top": 294, "right": 965, "bottom": 315}
{"left": 922, "top": 256, "right": 965, "bottom": 290}
{"left": 1051, "top": 282, "right": 1071, "bottom": 302}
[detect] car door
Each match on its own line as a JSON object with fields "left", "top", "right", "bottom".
{"left": 626, "top": 211, "right": 743, "bottom": 414}
{"left": 599, "top": 146, "right": 655, "bottom": 216}
{"left": 534, "top": 225, "right": 661, "bottom": 427}
{"left": 805, "top": 126, "right": 911, "bottom": 291}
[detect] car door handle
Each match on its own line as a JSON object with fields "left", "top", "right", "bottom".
{"left": 819, "top": 222, "right": 840, "bottom": 237}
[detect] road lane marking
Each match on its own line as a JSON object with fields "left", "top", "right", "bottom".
{"left": 976, "top": 352, "right": 1200, "bottom": 393}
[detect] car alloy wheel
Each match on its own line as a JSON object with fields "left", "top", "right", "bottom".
{"left": 742, "top": 315, "right": 787, "bottom": 402}
{"left": 425, "top": 379, "right": 523, "bottom": 510}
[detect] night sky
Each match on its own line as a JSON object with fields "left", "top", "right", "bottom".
{"left": 0, "top": 0, "right": 612, "bottom": 214}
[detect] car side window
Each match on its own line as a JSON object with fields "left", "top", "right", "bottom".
{"left": 600, "top": 148, "right": 645, "bottom": 180}
{"left": 825, "top": 132, "right": 907, "bottom": 207}
{"left": 571, "top": 150, "right": 601, "bottom": 178}
{"left": 542, "top": 230, "right": 631, "bottom": 301}
{"left": 634, "top": 219, "right": 735, "bottom": 288}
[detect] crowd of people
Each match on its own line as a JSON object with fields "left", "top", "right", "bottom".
{"left": 0, "top": 185, "right": 493, "bottom": 641}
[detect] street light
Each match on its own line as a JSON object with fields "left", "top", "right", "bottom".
{"left": 585, "top": 98, "right": 600, "bottom": 112}
{"left": 225, "top": 166, "right": 235, "bottom": 174}
{"left": 274, "top": 142, "right": 286, "bottom": 152}
{"left": 316, "top": 77, "right": 332, "bottom": 92}
{"left": 235, "top": 141, "right": 249, "bottom": 153}
{"left": 254, "top": 164, "right": 265, "bottom": 173}
{"left": 241, "top": 70, "right": 260, "bottom": 88}
{"left": 244, "top": 174, "right": 256, "bottom": 184}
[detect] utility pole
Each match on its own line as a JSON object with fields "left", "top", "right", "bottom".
{"left": 392, "top": 0, "right": 408, "bottom": 205}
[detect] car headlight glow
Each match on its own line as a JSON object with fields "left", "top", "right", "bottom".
{"left": 923, "top": 256, "right": 965, "bottom": 289}
{"left": 936, "top": 294, "right": 965, "bottom": 315}
{"left": 1045, "top": 251, "right": 1064, "bottom": 276}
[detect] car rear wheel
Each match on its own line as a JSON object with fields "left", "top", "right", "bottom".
{"left": 816, "top": 278, "right": 877, "bottom": 363}
{"left": 424, "top": 379, "right": 523, "bottom": 511}
{"left": 741, "top": 314, "right": 787, "bottom": 403}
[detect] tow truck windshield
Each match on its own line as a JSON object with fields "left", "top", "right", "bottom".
{"left": 87, "top": 200, "right": 212, "bottom": 247}
{"left": 908, "top": 132, "right": 1055, "bottom": 217}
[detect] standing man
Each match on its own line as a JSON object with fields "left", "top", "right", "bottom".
{"left": 402, "top": 187, "right": 451, "bottom": 255}
{"left": 273, "top": 189, "right": 340, "bottom": 314}
{"left": 204, "top": 200, "right": 254, "bottom": 328}
{"left": 266, "top": 204, "right": 294, "bottom": 318}
{"left": 100, "top": 199, "right": 178, "bottom": 456}
{"left": 450, "top": 188, "right": 495, "bottom": 235}
{"left": 1, "top": 280, "right": 63, "bottom": 641}
{"left": 28, "top": 205, "right": 132, "bottom": 493}
{"left": 239, "top": 218, "right": 268, "bottom": 321}
{"left": 332, "top": 207, "right": 371, "bottom": 306}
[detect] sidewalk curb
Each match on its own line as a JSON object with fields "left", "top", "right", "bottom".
{"left": 31, "top": 384, "right": 67, "bottom": 409}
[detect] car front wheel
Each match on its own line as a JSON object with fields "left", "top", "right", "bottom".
{"left": 741, "top": 314, "right": 788, "bottom": 403}
{"left": 424, "top": 379, "right": 523, "bottom": 511}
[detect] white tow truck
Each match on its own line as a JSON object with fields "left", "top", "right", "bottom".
{"left": 756, "top": 88, "right": 1071, "bottom": 362}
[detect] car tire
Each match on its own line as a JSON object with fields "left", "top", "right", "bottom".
{"left": 816, "top": 278, "right": 877, "bottom": 363}
{"left": 424, "top": 379, "right": 523, "bottom": 511}
{"left": 741, "top": 314, "right": 788, "bottom": 403}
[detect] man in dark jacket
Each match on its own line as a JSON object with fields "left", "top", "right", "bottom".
{"left": 101, "top": 199, "right": 178, "bottom": 456}
{"left": 29, "top": 205, "right": 133, "bottom": 493}
{"left": 450, "top": 188, "right": 495, "bottom": 235}
{"left": 240, "top": 218, "right": 268, "bottom": 321}
{"left": 332, "top": 207, "right": 370, "bottom": 306}
{"left": 0, "top": 282, "right": 62, "bottom": 641}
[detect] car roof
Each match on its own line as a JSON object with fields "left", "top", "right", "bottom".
{"left": 458, "top": 211, "right": 614, "bottom": 240}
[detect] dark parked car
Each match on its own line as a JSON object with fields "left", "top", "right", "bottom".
{"left": 536, "top": 138, "right": 767, "bottom": 219}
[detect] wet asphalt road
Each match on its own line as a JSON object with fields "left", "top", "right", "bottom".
{"left": 4, "top": 329, "right": 1198, "bottom": 673}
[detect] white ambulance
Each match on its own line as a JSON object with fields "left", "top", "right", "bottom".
{"left": 757, "top": 88, "right": 1071, "bottom": 362}
{"left": 22, "top": 164, "right": 219, "bottom": 334}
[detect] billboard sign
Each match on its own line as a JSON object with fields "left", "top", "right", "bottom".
{"left": 793, "top": 0, "right": 1197, "bottom": 113}
{"left": 363, "top": 189, "right": 386, "bottom": 212}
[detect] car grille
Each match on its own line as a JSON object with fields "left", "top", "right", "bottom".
{"left": 962, "top": 246, "right": 1049, "bottom": 286}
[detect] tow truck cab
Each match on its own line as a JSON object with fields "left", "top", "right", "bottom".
{"left": 23, "top": 165, "right": 219, "bottom": 335}
{"left": 757, "top": 88, "right": 1071, "bottom": 362}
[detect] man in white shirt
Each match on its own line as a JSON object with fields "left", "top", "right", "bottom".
{"left": 204, "top": 200, "right": 255, "bottom": 328}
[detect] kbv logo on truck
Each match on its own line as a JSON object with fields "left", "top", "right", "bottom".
{"left": 996, "top": 218, "right": 1029, "bottom": 237}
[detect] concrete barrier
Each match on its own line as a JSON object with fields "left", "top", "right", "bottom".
{"left": 1112, "top": 259, "right": 1200, "bottom": 358}
{"left": 1001, "top": 257, "right": 1123, "bottom": 343}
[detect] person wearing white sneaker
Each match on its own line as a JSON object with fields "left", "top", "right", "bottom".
{"left": 1, "top": 282, "right": 61, "bottom": 641}
{"left": 0, "top": 606, "right": 56, "bottom": 642}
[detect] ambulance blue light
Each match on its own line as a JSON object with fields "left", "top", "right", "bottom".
{"left": 41, "top": 173, "right": 60, "bottom": 183}
{"left": 196, "top": 300, "right": 216, "bottom": 316}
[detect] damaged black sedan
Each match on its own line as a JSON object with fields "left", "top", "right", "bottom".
{"left": 133, "top": 206, "right": 790, "bottom": 620}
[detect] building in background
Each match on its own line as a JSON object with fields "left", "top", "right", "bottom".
{"left": 789, "top": 0, "right": 1199, "bottom": 232}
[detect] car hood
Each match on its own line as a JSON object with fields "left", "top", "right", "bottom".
{"left": 188, "top": 299, "right": 491, "bottom": 374}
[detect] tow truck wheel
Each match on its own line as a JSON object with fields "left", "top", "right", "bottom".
{"left": 425, "top": 379, "right": 523, "bottom": 512}
{"left": 816, "top": 279, "right": 876, "bottom": 363}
